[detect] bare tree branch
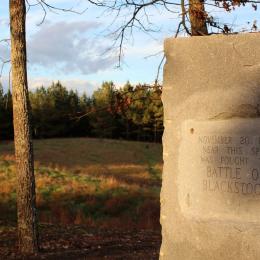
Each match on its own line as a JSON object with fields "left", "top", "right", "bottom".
{"left": 25, "top": 0, "right": 88, "bottom": 25}
{"left": 86, "top": 0, "right": 259, "bottom": 65}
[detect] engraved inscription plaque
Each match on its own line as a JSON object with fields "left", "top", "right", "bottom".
{"left": 178, "top": 119, "right": 260, "bottom": 222}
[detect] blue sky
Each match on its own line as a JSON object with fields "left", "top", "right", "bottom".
{"left": 0, "top": 0, "right": 259, "bottom": 95}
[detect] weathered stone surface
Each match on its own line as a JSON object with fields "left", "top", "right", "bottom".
{"left": 161, "top": 33, "right": 260, "bottom": 260}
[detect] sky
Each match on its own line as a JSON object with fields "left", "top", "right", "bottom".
{"left": 0, "top": 0, "right": 259, "bottom": 96}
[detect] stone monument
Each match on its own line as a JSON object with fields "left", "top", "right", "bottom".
{"left": 161, "top": 33, "right": 260, "bottom": 259}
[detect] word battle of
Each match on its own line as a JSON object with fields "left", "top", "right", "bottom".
{"left": 198, "top": 135, "right": 260, "bottom": 195}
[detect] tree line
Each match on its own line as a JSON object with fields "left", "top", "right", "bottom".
{"left": 0, "top": 81, "right": 163, "bottom": 143}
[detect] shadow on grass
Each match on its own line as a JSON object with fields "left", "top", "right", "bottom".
{"left": 0, "top": 191, "right": 161, "bottom": 258}
{"left": 0, "top": 188, "right": 160, "bottom": 230}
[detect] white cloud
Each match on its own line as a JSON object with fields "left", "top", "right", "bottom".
{"left": 1, "top": 74, "right": 100, "bottom": 96}
{"left": 27, "top": 20, "right": 117, "bottom": 75}
{"left": 0, "top": 43, "right": 10, "bottom": 61}
{"left": 0, "top": 75, "right": 10, "bottom": 93}
{"left": 28, "top": 77, "right": 99, "bottom": 96}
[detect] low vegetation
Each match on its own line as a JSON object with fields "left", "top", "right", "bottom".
{"left": 0, "top": 138, "right": 162, "bottom": 230}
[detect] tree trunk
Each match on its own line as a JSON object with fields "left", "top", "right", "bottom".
{"left": 189, "top": 0, "right": 208, "bottom": 36}
{"left": 9, "top": 0, "right": 39, "bottom": 254}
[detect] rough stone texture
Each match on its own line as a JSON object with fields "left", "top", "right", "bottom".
{"left": 161, "top": 33, "right": 260, "bottom": 260}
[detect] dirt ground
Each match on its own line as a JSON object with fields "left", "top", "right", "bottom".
{"left": 0, "top": 224, "right": 161, "bottom": 259}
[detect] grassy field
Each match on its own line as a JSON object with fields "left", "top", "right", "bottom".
{"left": 0, "top": 138, "right": 162, "bottom": 230}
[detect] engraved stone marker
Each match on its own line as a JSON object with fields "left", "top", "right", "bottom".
{"left": 179, "top": 119, "right": 260, "bottom": 223}
{"left": 161, "top": 34, "right": 260, "bottom": 260}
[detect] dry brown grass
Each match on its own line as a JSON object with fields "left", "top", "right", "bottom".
{"left": 0, "top": 138, "right": 162, "bottom": 230}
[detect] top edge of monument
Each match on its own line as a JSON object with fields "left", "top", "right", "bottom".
{"left": 164, "top": 32, "right": 260, "bottom": 54}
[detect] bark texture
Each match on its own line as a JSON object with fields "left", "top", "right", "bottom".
{"left": 9, "top": 0, "right": 39, "bottom": 254}
{"left": 189, "top": 0, "right": 208, "bottom": 36}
